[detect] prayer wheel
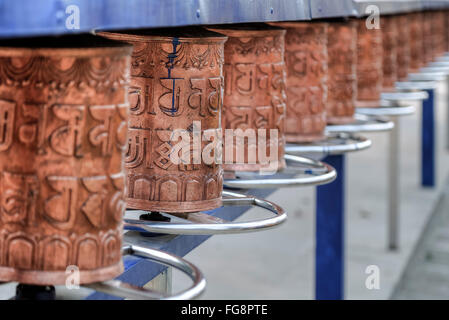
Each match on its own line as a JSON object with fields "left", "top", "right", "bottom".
{"left": 326, "top": 20, "right": 357, "bottom": 124}
{"left": 396, "top": 14, "right": 411, "bottom": 81}
{"left": 100, "top": 28, "right": 227, "bottom": 213}
{"left": 0, "top": 35, "right": 132, "bottom": 285}
{"left": 208, "top": 24, "right": 287, "bottom": 172}
{"left": 272, "top": 22, "right": 328, "bottom": 142}
{"left": 408, "top": 12, "right": 425, "bottom": 72}
{"left": 355, "top": 18, "right": 383, "bottom": 108}
{"left": 381, "top": 15, "right": 398, "bottom": 92}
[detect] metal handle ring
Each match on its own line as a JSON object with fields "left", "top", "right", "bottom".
{"left": 85, "top": 244, "right": 206, "bottom": 300}
{"left": 325, "top": 114, "right": 394, "bottom": 133}
{"left": 222, "top": 154, "right": 336, "bottom": 189}
{"left": 123, "top": 190, "right": 286, "bottom": 235}
{"left": 285, "top": 133, "right": 372, "bottom": 156}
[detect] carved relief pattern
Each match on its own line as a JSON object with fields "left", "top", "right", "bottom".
{"left": 356, "top": 18, "right": 383, "bottom": 105}
{"left": 431, "top": 11, "right": 447, "bottom": 58}
{"left": 327, "top": 21, "right": 357, "bottom": 124}
{"left": 0, "top": 56, "right": 129, "bottom": 90}
{"left": 276, "top": 22, "right": 327, "bottom": 142}
{"left": 209, "top": 27, "right": 287, "bottom": 171}
{"left": 0, "top": 43, "right": 131, "bottom": 284}
{"left": 381, "top": 16, "right": 398, "bottom": 90}
{"left": 101, "top": 30, "right": 227, "bottom": 213}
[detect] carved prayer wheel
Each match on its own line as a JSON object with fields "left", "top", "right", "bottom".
{"left": 422, "top": 11, "right": 434, "bottom": 64}
{"left": 271, "top": 22, "right": 327, "bottom": 142}
{"left": 431, "top": 10, "right": 447, "bottom": 58}
{"left": 0, "top": 35, "right": 132, "bottom": 285}
{"left": 207, "top": 24, "right": 286, "bottom": 172}
{"left": 380, "top": 15, "right": 398, "bottom": 91}
{"left": 408, "top": 12, "right": 425, "bottom": 72}
{"left": 355, "top": 18, "right": 383, "bottom": 108}
{"left": 326, "top": 20, "right": 357, "bottom": 124}
{"left": 100, "top": 28, "right": 226, "bottom": 213}
{"left": 396, "top": 14, "right": 410, "bottom": 81}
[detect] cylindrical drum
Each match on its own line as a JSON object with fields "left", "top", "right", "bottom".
{"left": 431, "top": 10, "right": 447, "bottom": 58}
{"left": 381, "top": 15, "right": 398, "bottom": 91}
{"left": 396, "top": 14, "right": 410, "bottom": 81}
{"left": 326, "top": 20, "right": 357, "bottom": 124}
{"left": 271, "top": 22, "right": 327, "bottom": 143}
{"left": 423, "top": 11, "right": 434, "bottom": 64}
{"left": 355, "top": 18, "right": 383, "bottom": 108}
{"left": 0, "top": 35, "right": 132, "bottom": 285}
{"left": 100, "top": 28, "right": 226, "bottom": 213}
{"left": 408, "top": 12, "right": 425, "bottom": 72}
{"left": 207, "top": 24, "right": 286, "bottom": 172}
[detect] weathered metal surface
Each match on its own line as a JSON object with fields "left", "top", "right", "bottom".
{"left": 381, "top": 15, "right": 399, "bottom": 91}
{"left": 208, "top": 24, "right": 287, "bottom": 172}
{"left": 355, "top": 18, "right": 383, "bottom": 107}
{"left": 396, "top": 14, "right": 411, "bottom": 80}
{"left": 0, "top": 34, "right": 132, "bottom": 285}
{"left": 101, "top": 28, "right": 226, "bottom": 213}
{"left": 326, "top": 20, "right": 357, "bottom": 124}
{"left": 272, "top": 22, "right": 328, "bottom": 142}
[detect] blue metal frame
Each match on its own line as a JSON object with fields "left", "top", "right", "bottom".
{"left": 421, "top": 89, "right": 436, "bottom": 187}
{"left": 315, "top": 154, "right": 345, "bottom": 300}
{"left": 0, "top": 0, "right": 311, "bottom": 39}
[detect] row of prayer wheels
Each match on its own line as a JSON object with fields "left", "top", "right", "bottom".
{"left": 0, "top": 9, "right": 446, "bottom": 286}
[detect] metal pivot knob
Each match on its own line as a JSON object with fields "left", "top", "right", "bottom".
{"left": 124, "top": 191, "right": 286, "bottom": 235}
{"left": 85, "top": 245, "right": 206, "bottom": 300}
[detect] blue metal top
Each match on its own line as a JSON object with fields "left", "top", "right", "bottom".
{"left": 1, "top": 1, "right": 448, "bottom": 39}
{"left": 0, "top": 0, "right": 311, "bottom": 39}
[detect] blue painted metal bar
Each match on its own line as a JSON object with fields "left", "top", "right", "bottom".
{"left": 421, "top": 89, "right": 436, "bottom": 187}
{"left": 315, "top": 154, "right": 345, "bottom": 300}
{"left": 87, "top": 186, "right": 278, "bottom": 299}
{"left": 0, "top": 0, "right": 311, "bottom": 39}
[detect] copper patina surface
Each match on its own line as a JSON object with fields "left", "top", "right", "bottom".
{"left": 0, "top": 35, "right": 132, "bottom": 285}
{"left": 208, "top": 24, "right": 287, "bottom": 172}
{"left": 101, "top": 28, "right": 226, "bottom": 213}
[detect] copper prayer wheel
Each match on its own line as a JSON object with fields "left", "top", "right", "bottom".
{"left": 206, "top": 24, "right": 286, "bottom": 172}
{"left": 271, "top": 21, "right": 327, "bottom": 143}
{"left": 355, "top": 18, "right": 383, "bottom": 108}
{"left": 380, "top": 15, "right": 398, "bottom": 91}
{"left": 326, "top": 20, "right": 357, "bottom": 124}
{"left": 422, "top": 11, "right": 434, "bottom": 64}
{"left": 396, "top": 14, "right": 411, "bottom": 81}
{"left": 408, "top": 12, "right": 424, "bottom": 73}
{"left": 100, "top": 28, "right": 226, "bottom": 213}
{"left": 0, "top": 35, "right": 132, "bottom": 285}
{"left": 431, "top": 10, "right": 447, "bottom": 58}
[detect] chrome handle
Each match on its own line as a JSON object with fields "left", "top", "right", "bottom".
{"left": 326, "top": 114, "right": 394, "bottom": 133}
{"left": 380, "top": 91, "right": 428, "bottom": 102}
{"left": 85, "top": 245, "right": 206, "bottom": 300}
{"left": 223, "top": 154, "right": 336, "bottom": 189}
{"left": 123, "top": 191, "right": 286, "bottom": 235}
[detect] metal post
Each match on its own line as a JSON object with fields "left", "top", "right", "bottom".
{"left": 422, "top": 89, "right": 436, "bottom": 187}
{"left": 315, "top": 154, "right": 344, "bottom": 300}
{"left": 388, "top": 117, "right": 400, "bottom": 250}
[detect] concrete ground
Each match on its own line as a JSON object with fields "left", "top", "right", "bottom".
{"left": 172, "top": 80, "right": 449, "bottom": 299}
